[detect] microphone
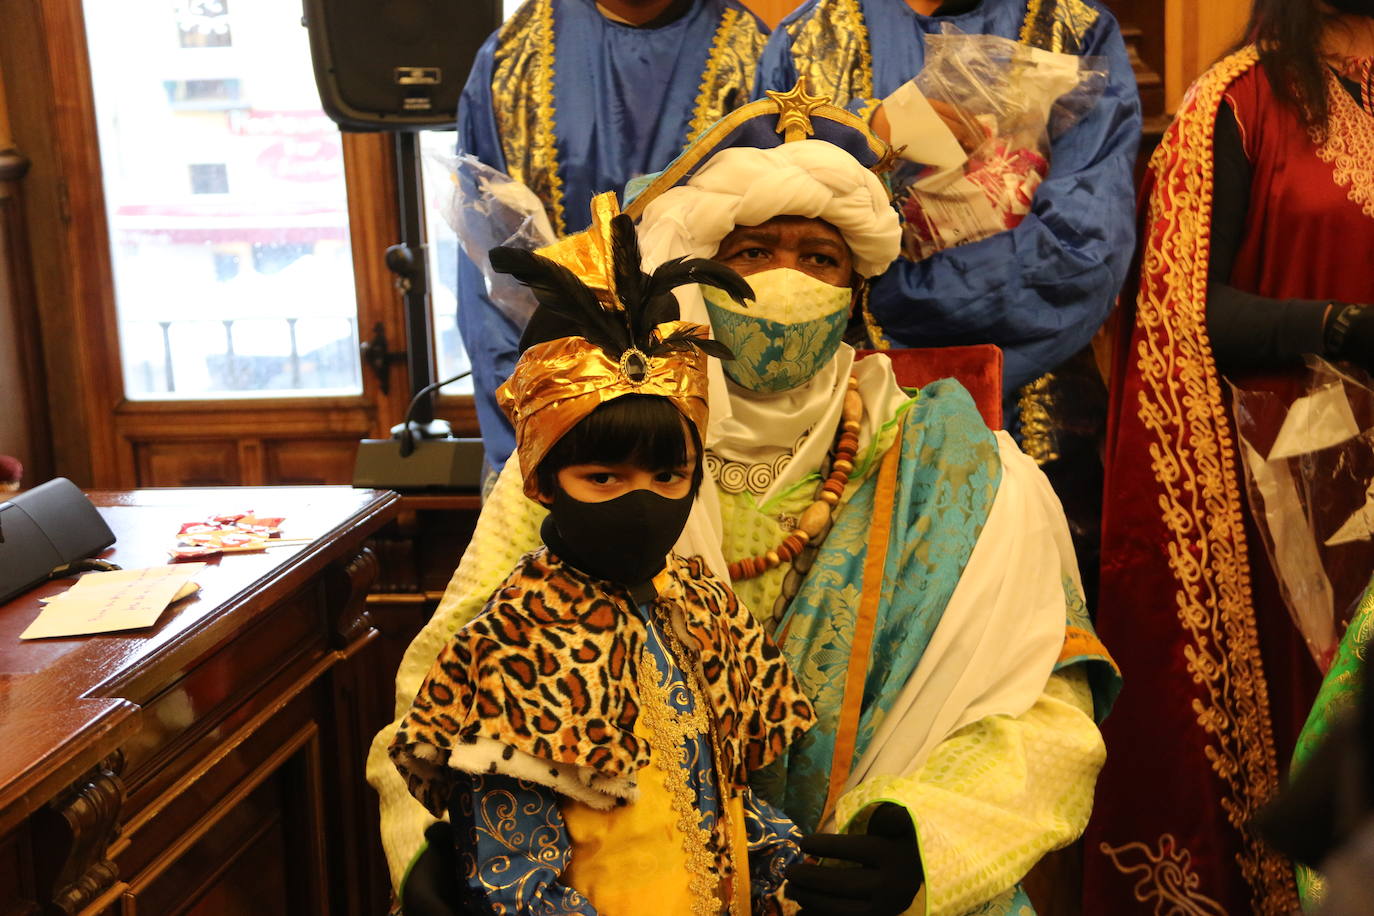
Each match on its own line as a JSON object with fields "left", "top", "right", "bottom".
{"left": 352, "top": 370, "right": 485, "bottom": 491}
{"left": 395, "top": 369, "right": 472, "bottom": 458}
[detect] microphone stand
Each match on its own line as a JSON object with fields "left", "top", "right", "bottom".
{"left": 397, "top": 370, "right": 471, "bottom": 457}
{"left": 384, "top": 130, "right": 449, "bottom": 439}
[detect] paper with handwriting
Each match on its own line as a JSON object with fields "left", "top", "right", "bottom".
{"left": 21, "top": 564, "right": 205, "bottom": 640}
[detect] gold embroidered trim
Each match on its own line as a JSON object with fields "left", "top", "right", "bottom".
{"left": 637, "top": 640, "right": 721, "bottom": 916}
{"left": 858, "top": 283, "right": 890, "bottom": 350}
{"left": 786, "top": 0, "right": 873, "bottom": 108}
{"left": 1099, "top": 835, "right": 1229, "bottom": 916}
{"left": 854, "top": 96, "right": 882, "bottom": 126}
{"left": 1129, "top": 46, "right": 1298, "bottom": 913}
{"left": 1015, "top": 373, "right": 1059, "bottom": 465}
{"left": 492, "top": 0, "right": 567, "bottom": 236}
{"left": 684, "top": 8, "right": 767, "bottom": 145}
{"left": 1019, "top": 0, "right": 1046, "bottom": 44}
{"left": 1313, "top": 74, "right": 1374, "bottom": 221}
{"left": 1019, "top": 0, "right": 1099, "bottom": 54}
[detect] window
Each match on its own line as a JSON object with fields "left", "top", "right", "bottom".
{"left": 5, "top": 0, "right": 490, "bottom": 488}
{"left": 85, "top": 0, "right": 361, "bottom": 399}
{"left": 176, "top": 0, "right": 233, "bottom": 49}
{"left": 163, "top": 78, "right": 244, "bottom": 109}
{"left": 421, "top": 131, "right": 474, "bottom": 394}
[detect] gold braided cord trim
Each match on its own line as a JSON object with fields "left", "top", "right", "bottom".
{"left": 1129, "top": 45, "right": 1298, "bottom": 913}
{"left": 636, "top": 645, "right": 723, "bottom": 916}
{"left": 1018, "top": 0, "right": 1046, "bottom": 44}
{"left": 1015, "top": 373, "right": 1059, "bottom": 465}
{"left": 1313, "top": 74, "right": 1374, "bottom": 221}
{"left": 1099, "top": 835, "right": 1229, "bottom": 916}
{"left": 1019, "top": 0, "right": 1099, "bottom": 53}
{"left": 684, "top": 8, "right": 767, "bottom": 145}
{"left": 492, "top": 0, "right": 566, "bottom": 236}
{"left": 786, "top": 0, "right": 872, "bottom": 107}
{"left": 858, "top": 284, "right": 890, "bottom": 350}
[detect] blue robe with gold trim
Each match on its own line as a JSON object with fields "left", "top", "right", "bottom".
{"left": 456, "top": 0, "right": 767, "bottom": 469}
{"left": 755, "top": 0, "right": 1140, "bottom": 403}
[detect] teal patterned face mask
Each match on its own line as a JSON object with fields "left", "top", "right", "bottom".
{"left": 702, "top": 268, "right": 852, "bottom": 393}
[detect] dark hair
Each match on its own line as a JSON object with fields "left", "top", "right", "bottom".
{"left": 535, "top": 395, "right": 703, "bottom": 498}
{"left": 1234, "top": 0, "right": 1341, "bottom": 133}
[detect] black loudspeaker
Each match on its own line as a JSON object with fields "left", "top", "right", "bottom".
{"left": 303, "top": 0, "right": 502, "bottom": 131}
{"left": 0, "top": 478, "right": 116, "bottom": 604}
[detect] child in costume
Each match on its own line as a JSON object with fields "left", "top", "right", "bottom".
{"left": 389, "top": 200, "right": 815, "bottom": 916}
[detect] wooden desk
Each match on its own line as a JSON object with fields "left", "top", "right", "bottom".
{"left": 0, "top": 486, "right": 399, "bottom": 916}
{"left": 364, "top": 492, "right": 482, "bottom": 699}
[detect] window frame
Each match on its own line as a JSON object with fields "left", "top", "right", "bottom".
{"left": 1, "top": 0, "right": 477, "bottom": 488}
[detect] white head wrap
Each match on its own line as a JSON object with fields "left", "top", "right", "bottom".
{"left": 639, "top": 140, "right": 910, "bottom": 580}
{"left": 637, "top": 140, "right": 901, "bottom": 279}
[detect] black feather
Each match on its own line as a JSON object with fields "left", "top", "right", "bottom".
{"left": 490, "top": 226, "right": 747, "bottom": 371}
{"left": 637, "top": 292, "right": 680, "bottom": 333}
{"left": 489, "top": 246, "right": 626, "bottom": 354}
{"left": 645, "top": 257, "right": 754, "bottom": 309}
{"left": 651, "top": 328, "right": 736, "bottom": 361}
{"left": 610, "top": 215, "right": 649, "bottom": 339}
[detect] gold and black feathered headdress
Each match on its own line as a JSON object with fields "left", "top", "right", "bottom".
{"left": 493, "top": 192, "right": 752, "bottom": 498}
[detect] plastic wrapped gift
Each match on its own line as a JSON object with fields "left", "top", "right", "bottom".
{"left": 435, "top": 152, "right": 557, "bottom": 325}
{"left": 1230, "top": 359, "right": 1374, "bottom": 670}
{"left": 885, "top": 26, "right": 1106, "bottom": 261}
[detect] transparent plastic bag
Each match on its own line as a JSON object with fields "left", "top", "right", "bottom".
{"left": 432, "top": 152, "right": 557, "bottom": 325}
{"left": 1230, "top": 358, "right": 1374, "bottom": 670}
{"left": 891, "top": 25, "right": 1107, "bottom": 261}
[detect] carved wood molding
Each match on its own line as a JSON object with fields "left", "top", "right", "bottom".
{"left": 329, "top": 546, "right": 381, "bottom": 648}
{"left": 34, "top": 751, "right": 126, "bottom": 915}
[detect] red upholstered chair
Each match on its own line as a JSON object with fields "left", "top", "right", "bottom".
{"left": 855, "top": 344, "right": 1004, "bottom": 429}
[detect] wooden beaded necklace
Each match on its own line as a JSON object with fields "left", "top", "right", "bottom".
{"left": 726, "top": 372, "right": 864, "bottom": 582}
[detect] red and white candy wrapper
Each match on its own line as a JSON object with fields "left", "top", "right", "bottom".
{"left": 170, "top": 510, "right": 291, "bottom": 561}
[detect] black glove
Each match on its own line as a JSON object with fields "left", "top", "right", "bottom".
{"left": 1329, "top": 304, "right": 1374, "bottom": 374}
{"left": 400, "top": 821, "right": 464, "bottom": 916}
{"left": 784, "top": 803, "right": 923, "bottom": 915}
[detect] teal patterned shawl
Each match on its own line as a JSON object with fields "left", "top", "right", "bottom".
{"left": 752, "top": 379, "right": 1001, "bottom": 833}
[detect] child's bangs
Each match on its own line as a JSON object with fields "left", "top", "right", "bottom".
{"left": 559, "top": 395, "right": 694, "bottom": 471}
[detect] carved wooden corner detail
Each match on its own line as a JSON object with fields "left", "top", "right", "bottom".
{"left": 34, "top": 751, "right": 126, "bottom": 915}
{"left": 328, "top": 546, "right": 380, "bottom": 648}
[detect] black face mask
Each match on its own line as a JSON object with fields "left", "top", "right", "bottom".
{"left": 540, "top": 487, "right": 694, "bottom": 591}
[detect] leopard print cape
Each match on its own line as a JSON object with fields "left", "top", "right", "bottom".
{"left": 390, "top": 548, "right": 815, "bottom": 816}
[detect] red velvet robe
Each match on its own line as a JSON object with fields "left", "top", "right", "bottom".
{"left": 1084, "top": 50, "right": 1374, "bottom": 915}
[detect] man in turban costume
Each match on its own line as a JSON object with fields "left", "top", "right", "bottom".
{"left": 370, "top": 88, "right": 1119, "bottom": 916}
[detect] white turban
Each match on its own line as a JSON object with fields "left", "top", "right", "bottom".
{"left": 636, "top": 140, "right": 901, "bottom": 279}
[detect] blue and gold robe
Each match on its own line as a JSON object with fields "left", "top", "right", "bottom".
{"left": 456, "top": 0, "right": 767, "bottom": 469}
{"left": 755, "top": 0, "right": 1140, "bottom": 419}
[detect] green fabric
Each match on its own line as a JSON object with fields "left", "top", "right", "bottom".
{"left": 1290, "top": 572, "right": 1374, "bottom": 912}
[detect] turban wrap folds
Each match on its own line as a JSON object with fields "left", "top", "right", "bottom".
{"left": 636, "top": 140, "right": 902, "bottom": 280}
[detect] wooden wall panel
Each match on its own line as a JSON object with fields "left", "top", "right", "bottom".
{"left": 0, "top": 0, "right": 125, "bottom": 487}
{"left": 1165, "top": 0, "right": 1250, "bottom": 111}
{"left": 134, "top": 440, "right": 242, "bottom": 488}
{"left": 263, "top": 439, "right": 360, "bottom": 486}
{"left": 0, "top": 60, "right": 51, "bottom": 487}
